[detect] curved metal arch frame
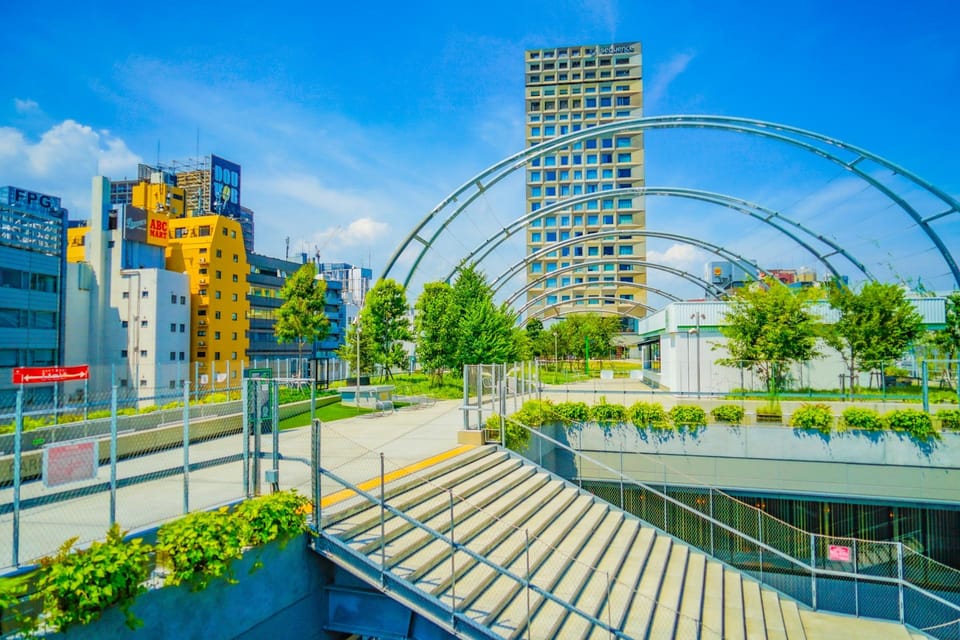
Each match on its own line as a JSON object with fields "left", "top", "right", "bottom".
{"left": 507, "top": 277, "right": 680, "bottom": 309}
{"left": 446, "top": 186, "right": 871, "bottom": 286}
{"left": 385, "top": 115, "right": 957, "bottom": 290}
{"left": 517, "top": 282, "right": 658, "bottom": 317}
{"left": 526, "top": 300, "right": 649, "bottom": 322}
{"left": 490, "top": 258, "right": 728, "bottom": 300}
{"left": 490, "top": 229, "right": 764, "bottom": 296}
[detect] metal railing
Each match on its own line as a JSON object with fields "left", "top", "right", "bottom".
{"left": 309, "top": 419, "right": 718, "bottom": 639}
{"left": 513, "top": 419, "right": 960, "bottom": 638}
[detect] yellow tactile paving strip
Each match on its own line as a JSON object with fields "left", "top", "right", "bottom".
{"left": 319, "top": 444, "right": 477, "bottom": 508}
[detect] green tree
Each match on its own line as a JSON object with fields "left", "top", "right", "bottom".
{"left": 933, "top": 291, "right": 960, "bottom": 378}
{"left": 825, "top": 280, "right": 924, "bottom": 391}
{"left": 274, "top": 263, "right": 329, "bottom": 377}
{"left": 525, "top": 318, "right": 545, "bottom": 357}
{"left": 413, "top": 282, "right": 457, "bottom": 383}
{"left": 457, "top": 298, "right": 519, "bottom": 365}
{"left": 364, "top": 279, "right": 411, "bottom": 380}
{"left": 718, "top": 278, "right": 823, "bottom": 397}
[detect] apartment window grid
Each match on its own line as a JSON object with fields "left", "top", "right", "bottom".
{"left": 525, "top": 43, "right": 645, "bottom": 322}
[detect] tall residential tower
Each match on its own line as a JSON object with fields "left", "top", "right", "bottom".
{"left": 524, "top": 42, "right": 645, "bottom": 329}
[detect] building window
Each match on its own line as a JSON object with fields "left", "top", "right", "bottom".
{"left": 170, "top": 351, "right": 176, "bottom": 361}
{"left": 122, "top": 291, "right": 129, "bottom": 299}
{"left": 141, "top": 290, "right": 149, "bottom": 298}
{"left": 197, "top": 351, "right": 206, "bottom": 358}
{"left": 214, "top": 352, "right": 221, "bottom": 361}
{"left": 199, "top": 225, "right": 211, "bottom": 236}
{"left": 121, "top": 320, "right": 128, "bottom": 328}
{"left": 232, "top": 332, "right": 237, "bottom": 340}
{"left": 180, "top": 323, "right": 185, "bottom": 332}
{"left": 215, "top": 291, "right": 221, "bottom": 299}
{"left": 139, "top": 349, "right": 147, "bottom": 357}
{"left": 231, "top": 313, "right": 238, "bottom": 321}
{"left": 121, "top": 349, "right": 128, "bottom": 358}
{"left": 216, "top": 270, "right": 222, "bottom": 279}
{"left": 215, "top": 311, "right": 222, "bottom": 319}
{"left": 232, "top": 274, "right": 238, "bottom": 283}
{"left": 214, "top": 331, "right": 221, "bottom": 340}
{"left": 180, "top": 296, "right": 186, "bottom": 305}
{"left": 171, "top": 294, "right": 177, "bottom": 304}
{"left": 232, "top": 352, "right": 237, "bottom": 360}
{"left": 216, "top": 249, "right": 222, "bottom": 258}
{"left": 179, "top": 352, "right": 185, "bottom": 360}
{"left": 141, "top": 319, "right": 148, "bottom": 327}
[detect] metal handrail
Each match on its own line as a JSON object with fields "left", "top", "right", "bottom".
{"left": 315, "top": 464, "right": 636, "bottom": 639}
{"left": 511, "top": 418, "right": 960, "bottom": 630}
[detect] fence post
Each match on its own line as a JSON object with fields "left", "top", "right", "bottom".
{"left": 12, "top": 388, "right": 23, "bottom": 567}
{"left": 242, "top": 379, "right": 250, "bottom": 497}
{"left": 758, "top": 509, "right": 763, "bottom": 582}
{"left": 709, "top": 488, "right": 715, "bottom": 557}
{"left": 619, "top": 449, "right": 624, "bottom": 510}
{"left": 110, "top": 384, "right": 118, "bottom": 525}
{"left": 606, "top": 571, "right": 613, "bottom": 640}
{"left": 525, "top": 530, "right": 531, "bottom": 640}
{"left": 897, "top": 542, "right": 905, "bottom": 624}
{"left": 271, "top": 381, "right": 279, "bottom": 490}
{"left": 921, "top": 360, "right": 930, "bottom": 414}
{"left": 182, "top": 380, "right": 190, "bottom": 514}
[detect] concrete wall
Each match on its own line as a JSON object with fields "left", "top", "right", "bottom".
{"left": 540, "top": 423, "right": 960, "bottom": 505}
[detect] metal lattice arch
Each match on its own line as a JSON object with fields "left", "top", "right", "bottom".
{"left": 383, "top": 115, "right": 960, "bottom": 316}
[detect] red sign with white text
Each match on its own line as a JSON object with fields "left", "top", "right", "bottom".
{"left": 13, "top": 365, "right": 89, "bottom": 385}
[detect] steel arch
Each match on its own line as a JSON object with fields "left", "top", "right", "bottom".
{"left": 517, "top": 283, "right": 658, "bottom": 317}
{"left": 445, "top": 186, "right": 871, "bottom": 286}
{"left": 489, "top": 230, "right": 765, "bottom": 296}
{"left": 526, "top": 301, "right": 649, "bottom": 322}
{"left": 507, "top": 277, "right": 680, "bottom": 309}
{"left": 384, "top": 115, "right": 957, "bottom": 291}
{"left": 490, "top": 258, "right": 728, "bottom": 300}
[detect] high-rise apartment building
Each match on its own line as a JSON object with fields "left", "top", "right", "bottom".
{"left": 524, "top": 42, "right": 645, "bottom": 329}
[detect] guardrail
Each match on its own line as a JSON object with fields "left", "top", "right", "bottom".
{"left": 512, "top": 419, "right": 960, "bottom": 639}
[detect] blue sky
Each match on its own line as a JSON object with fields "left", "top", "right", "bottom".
{"left": 2, "top": 0, "right": 958, "bottom": 300}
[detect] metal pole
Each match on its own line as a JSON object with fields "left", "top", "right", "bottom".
{"left": 53, "top": 381, "right": 59, "bottom": 425}
{"left": 525, "top": 529, "right": 531, "bottom": 640}
{"left": 83, "top": 377, "right": 88, "bottom": 422}
{"left": 380, "top": 452, "right": 386, "bottom": 583}
{"left": 449, "top": 489, "right": 456, "bottom": 621}
{"left": 709, "top": 488, "right": 715, "bottom": 557}
{"left": 182, "top": 380, "right": 190, "bottom": 513}
{"left": 921, "top": 360, "right": 930, "bottom": 413}
{"left": 311, "top": 419, "right": 321, "bottom": 543}
{"left": 253, "top": 381, "right": 262, "bottom": 497}
{"left": 810, "top": 532, "right": 817, "bottom": 609}
{"left": 606, "top": 571, "right": 613, "bottom": 639}
{"left": 462, "top": 366, "right": 469, "bottom": 430}
{"left": 12, "top": 388, "right": 23, "bottom": 567}
{"left": 242, "top": 378, "right": 250, "bottom": 497}
{"left": 194, "top": 361, "right": 199, "bottom": 404}
{"left": 271, "top": 381, "right": 279, "bottom": 490}
{"left": 897, "top": 542, "right": 905, "bottom": 623}
{"left": 619, "top": 449, "right": 624, "bottom": 510}
{"left": 356, "top": 323, "right": 361, "bottom": 414}
{"left": 110, "top": 384, "right": 118, "bottom": 525}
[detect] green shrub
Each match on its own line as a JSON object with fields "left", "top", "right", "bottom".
{"left": 789, "top": 404, "right": 833, "bottom": 434}
{"left": 589, "top": 398, "right": 627, "bottom": 424}
{"left": 841, "top": 407, "right": 883, "bottom": 431}
{"left": 156, "top": 507, "right": 245, "bottom": 591}
{"left": 488, "top": 413, "right": 532, "bottom": 451}
{"left": 201, "top": 393, "right": 229, "bottom": 405}
{"left": 669, "top": 405, "right": 707, "bottom": 428}
{"left": 87, "top": 409, "right": 112, "bottom": 420}
{"left": 37, "top": 523, "right": 150, "bottom": 632}
{"left": 937, "top": 409, "right": 960, "bottom": 431}
{"left": 553, "top": 401, "right": 590, "bottom": 424}
{"left": 231, "top": 490, "right": 310, "bottom": 547}
{"left": 884, "top": 409, "right": 938, "bottom": 441}
{"left": 710, "top": 404, "right": 744, "bottom": 425}
{"left": 138, "top": 405, "right": 158, "bottom": 414}
{"left": 511, "top": 400, "right": 554, "bottom": 427}
{"left": 628, "top": 402, "right": 668, "bottom": 429}
{"left": 161, "top": 401, "right": 183, "bottom": 410}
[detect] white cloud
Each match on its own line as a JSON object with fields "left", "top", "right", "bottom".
{"left": 0, "top": 119, "right": 142, "bottom": 217}
{"left": 645, "top": 51, "right": 696, "bottom": 112}
{"left": 14, "top": 99, "right": 39, "bottom": 114}
{"left": 647, "top": 243, "right": 706, "bottom": 271}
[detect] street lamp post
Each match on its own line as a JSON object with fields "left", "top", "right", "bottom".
{"left": 691, "top": 312, "right": 706, "bottom": 398}
{"left": 553, "top": 333, "right": 558, "bottom": 372}
{"left": 355, "top": 320, "right": 361, "bottom": 413}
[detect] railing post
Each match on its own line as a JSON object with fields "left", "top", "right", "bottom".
{"left": 606, "top": 571, "right": 613, "bottom": 639}
{"left": 12, "top": 388, "right": 22, "bottom": 568}
{"left": 810, "top": 533, "right": 817, "bottom": 609}
{"left": 380, "top": 452, "right": 386, "bottom": 585}
{"left": 758, "top": 509, "right": 763, "bottom": 582}
{"left": 853, "top": 538, "right": 859, "bottom": 617}
{"left": 242, "top": 379, "right": 250, "bottom": 497}
{"left": 709, "top": 488, "right": 715, "bottom": 557}
{"left": 618, "top": 449, "right": 624, "bottom": 510}
{"left": 897, "top": 542, "right": 905, "bottom": 624}
{"left": 525, "top": 530, "right": 531, "bottom": 640}
{"left": 311, "top": 419, "right": 320, "bottom": 545}
{"left": 449, "top": 488, "right": 456, "bottom": 626}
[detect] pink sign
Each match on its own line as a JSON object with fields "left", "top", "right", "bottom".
{"left": 829, "top": 544, "right": 852, "bottom": 562}
{"left": 43, "top": 441, "right": 98, "bottom": 487}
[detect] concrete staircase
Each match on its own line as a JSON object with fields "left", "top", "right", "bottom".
{"left": 321, "top": 445, "right": 926, "bottom": 639}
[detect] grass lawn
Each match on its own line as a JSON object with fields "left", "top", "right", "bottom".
{"left": 278, "top": 402, "right": 375, "bottom": 430}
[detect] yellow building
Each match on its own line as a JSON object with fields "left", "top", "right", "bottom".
{"left": 67, "top": 227, "right": 88, "bottom": 263}
{"left": 165, "top": 215, "right": 249, "bottom": 390}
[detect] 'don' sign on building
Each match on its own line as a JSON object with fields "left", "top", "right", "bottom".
{"left": 524, "top": 42, "right": 646, "bottom": 330}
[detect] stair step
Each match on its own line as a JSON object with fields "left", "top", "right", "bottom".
{"left": 602, "top": 526, "right": 657, "bottom": 635}
{"left": 621, "top": 534, "right": 674, "bottom": 637}
{"left": 700, "top": 561, "right": 726, "bottom": 638}
{"left": 723, "top": 570, "right": 747, "bottom": 640}
{"left": 741, "top": 578, "right": 767, "bottom": 640}
{"left": 760, "top": 588, "right": 788, "bottom": 640}
{"left": 510, "top": 510, "right": 626, "bottom": 640}
{"left": 390, "top": 474, "right": 557, "bottom": 582}
{"left": 645, "top": 543, "right": 690, "bottom": 639}
{"left": 326, "top": 448, "right": 512, "bottom": 535}
{"left": 448, "top": 493, "right": 600, "bottom": 630}
{"left": 673, "top": 550, "right": 707, "bottom": 639}
{"left": 339, "top": 456, "right": 524, "bottom": 545}
{"left": 580, "top": 521, "right": 644, "bottom": 640}
{"left": 470, "top": 501, "right": 612, "bottom": 636}
{"left": 779, "top": 600, "right": 806, "bottom": 640}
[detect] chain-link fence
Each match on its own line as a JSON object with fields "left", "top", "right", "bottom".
{"left": 462, "top": 363, "right": 541, "bottom": 435}
{"left": 0, "top": 375, "right": 319, "bottom": 572}
{"left": 515, "top": 420, "right": 960, "bottom": 638}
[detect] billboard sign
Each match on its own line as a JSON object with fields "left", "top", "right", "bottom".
{"left": 13, "top": 365, "right": 89, "bottom": 384}
{"left": 123, "top": 205, "right": 148, "bottom": 243}
{"left": 210, "top": 155, "right": 241, "bottom": 217}
{"left": 147, "top": 212, "right": 169, "bottom": 246}
{"left": 828, "top": 544, "right": 852, "bottom": 562}
{"left": 0, "top": 186, "right": 64, "bottom": 217}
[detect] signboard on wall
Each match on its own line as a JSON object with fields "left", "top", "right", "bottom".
{"left": 13, "top": 365, "right": 89, "bottom": 384}
{"left": 43, "top": 440, "right": 98, "bottom": 487}
{"left": 210, "top": 155, "right": 241, "bottom": 217}
{"left": 0, "top": 186, "right": 64, "bottom": 217}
